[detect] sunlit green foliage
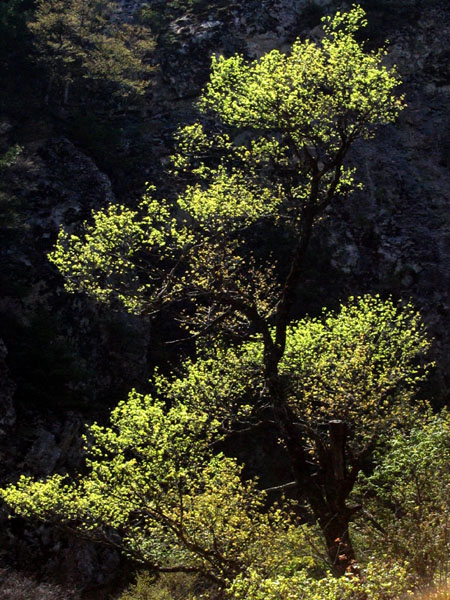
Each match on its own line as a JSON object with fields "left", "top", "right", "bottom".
{"left": 49, "top": 196, "right": 175, "bottom": 314}
{"left": 1, "top": 389, "right": 317, "bottom": 587}
{"left": 162, "top": 294, "right": 430, "bottom": 443}
{"left": 279, "top": 295, "right": 430, "bottom": 447}
{"left": 199, "top": 7, "right": 401, "bottom": 142}
{"left": 0, "top": 295, "right": 430, "bottom": 589}
{"left": 120, "top": 559, "right": 416, "bottom": 600}
{"left": 229, "top": 560, "right": 414, "bottom": 600}
{"left": 119, "top": 571, "right": 207, "bottom": 600}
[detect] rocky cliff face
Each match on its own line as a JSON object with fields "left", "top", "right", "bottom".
{"left": 0, "top": 0, "right": 449, "bottom": 597}
{"left": 328, "top": 1, "right": 450, "bottom": 399}
{"left": 0, "top": 131, "right": 150, "bottom": 598}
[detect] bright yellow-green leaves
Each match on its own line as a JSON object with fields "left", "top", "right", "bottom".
{"left": 155, "top": 294, "right": 430, "bottom": 456}
{"left": 199, "top": 5, "right": 402, "bottom": 152}
{"left": 4, "top": 7, "right": 421, "bottom": 591}
{"left": 49, "top": 185, "right": 281, "bottom": 319}
{"left": 0, "top": 390, "right": 307, "bottom": 585}
{"left": 179, "top": 168, "right": 282, "bottom": 228}
{"left": 0, "top": 294, "right": 431, "bottom": 589}
{"left": 278, "top": 295, "right": 431, "bottom": 450}
{"left": 49, "top": 194, "right": 176, "bottom": 314}
{"left": 207, "top": 295, "right": 431, "bottom": 460}
{"left": 229, "top": 561, "right": 413, "bottom": 600}
{"left": 156, "top": 344, "right": 264, "bottom": 429}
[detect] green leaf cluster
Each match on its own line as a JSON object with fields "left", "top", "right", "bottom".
{"left": 279, "top": 295, "right": 431, "bottom": 448}
{"left": 198, "top": 5, "right": 402, "bottom": 148}
{"left": 0, "top": 295, "right": 431, "bottom": 587}
{"left": 49, "top": 195, "right": 176, "bottom": 314}
{"left": 3, "top": 6, "right": 429, "bottom": 590}
{"left": 229, "top": 560, "right": 413, "bottom": 600}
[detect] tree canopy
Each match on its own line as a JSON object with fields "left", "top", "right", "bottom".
{"left": 1, "top": 295, "right": 431, "bottom": 589}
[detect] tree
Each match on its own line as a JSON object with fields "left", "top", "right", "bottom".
{"left": 1, "top": 296, "right": 430, "bottom": 588}
{"left": 155, "top": 295, "right": 430, "bottom": 576}
{"left": 28, "top": 0, "right": 155, "bottom": 105}
{"left": 2, "top": 6, "right": 423, "bottom": 583}
{"left": 49, "top": 6, "right": 403, "bottom": 323}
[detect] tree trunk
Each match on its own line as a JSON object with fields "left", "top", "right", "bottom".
{"left": 320, "top": 511, "right": 356, "bottom": 576}
{"left": 63, "top": 78, "right": 71, "bottom": 105}
{"left": 264, "top": 371, "right": 359, "bottom": 575}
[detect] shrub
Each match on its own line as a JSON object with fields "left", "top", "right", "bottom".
{"left": 356, "top": 411, "right": 450, "bottom": 585}
{"left": 119, "top": 571, "right": 214, "bottom": 600}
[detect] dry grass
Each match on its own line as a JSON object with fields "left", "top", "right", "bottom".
{"left": 413, "top": 583, "right": 450, "bottom": 600}
{"left": 0, "top": 569, "right": 77, "bottom": 600}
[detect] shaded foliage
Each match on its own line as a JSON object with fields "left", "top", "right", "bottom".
{"left": 28, "top": 0, "right": 155, "bottom": 106}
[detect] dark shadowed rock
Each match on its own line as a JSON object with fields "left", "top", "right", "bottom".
{"left": 0, "top": 339, "right": 16, "bottom": 438}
